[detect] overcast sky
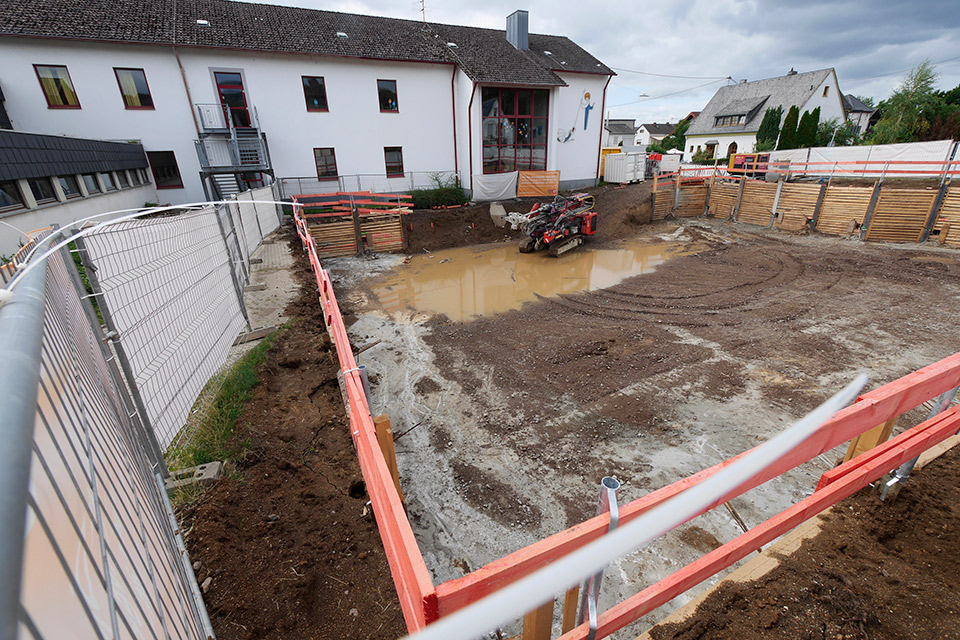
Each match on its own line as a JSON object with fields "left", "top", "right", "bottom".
{"left": 243, "top": 0, "right": 960, "bottom": 125}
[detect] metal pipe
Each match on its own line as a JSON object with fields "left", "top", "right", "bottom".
{"left": 881, "top": 385, "right": 959, "bottom": 501}
{"left": 0, "top": 261, "right": 46, "bottom": 640}
{"left": 577, "top": 476, "right": 620, "bottom": 639}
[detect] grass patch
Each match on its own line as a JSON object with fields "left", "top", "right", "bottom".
{"left": 166, "top": 321, "right": 292, "bottom": 474}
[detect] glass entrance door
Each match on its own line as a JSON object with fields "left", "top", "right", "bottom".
{"left": 214, "top": 72, "right": 251, "bottom": 128}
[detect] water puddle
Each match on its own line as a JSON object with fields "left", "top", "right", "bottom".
{"left": 368, "top": 241, "right": 686, "bottom": 321}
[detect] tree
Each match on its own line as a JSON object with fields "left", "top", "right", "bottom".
{"left": 816, "top": 117, "right": 862, "bottom": 147}
{"left": 869, "top": 60, "right": 941, "bottom": 144}
{"left": 796, "top": 106, "right": 820, "bottom": 148}
{"left": 777, "top": 105, "right": 800, "bottom": 150}
{"left": 755, "top": 106, "right": 782, "bottom": 151}
{"left": 660, "top": 120, "right": 690, "bottom": 152}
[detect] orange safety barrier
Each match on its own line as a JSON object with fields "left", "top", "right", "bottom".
{"left": 293, "top": 192, "right": 413, "bottom": 217}
{"left": 291, "top": 205, "right": 436, "bottom": 630}
{"left": 293, "top": 197, "right": 960, "bottom": 637}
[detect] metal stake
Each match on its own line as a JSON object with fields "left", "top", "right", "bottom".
{"left": 577, "top": 476, "right": 620, "bottom": 640}
{"left": 881, "top": 386, "right": 959, "bottom": 501}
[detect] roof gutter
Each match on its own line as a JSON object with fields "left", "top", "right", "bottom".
{"left": 172, "top": 45, "right": 201, "bottom": 135}
{"left": 595, "top": 74, "right": 611, "bottom": 182}
{"left": 467, "top": 81, "right": 478, "bottom": 192}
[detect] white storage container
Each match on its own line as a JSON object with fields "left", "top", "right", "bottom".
{"left": 603, "top": 152, "right": 645, "bottom": 184}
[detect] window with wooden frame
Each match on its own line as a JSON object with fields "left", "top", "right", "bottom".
{"left": 481, "top": 87, "right": 549, "bottom": 174}
{"left": 378, "top": 79, "right": 398, "bottom": 112}
{"left": 114, "top": 68, "right": 154, "bottom": 109}
{"left": 0, "top": 180, "right": 25, "bottom": 211}
{"left": 313, "top": 147, "right": 338, "bottom": 180}
{"left": 302, "top": 76, "right": 329, "bottom": 111}
{"left": 714, "top": 114, "right": 746, "bottom": 127}
{"left": 384, "top": 147, "right": 404, "bottom": 177}
{"left": 823, "top": 86, "right": 830, "bottom": 97}
{"left": 34, "top": 65, "right": 80, "bottom": 109}
{"left": 58, "top": 175, "right": 81, "bottom": 198}
{"left": 146, "top": 151, "right": 184, "bottom": 189}
{"left": 28, "top": 177, "right": 57, "bottom": 204}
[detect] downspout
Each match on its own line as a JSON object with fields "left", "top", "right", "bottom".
{"left": 595, "top": 75, "right": 612, "bottom": 183}
{"left": 450, "top": 64, "right": 459, "bottom": 184}
{"left": 173, "top": 46, "right": 201, "bottom": 135}
{"left": 467, "top": 81, "right": 478, "bottom": 192}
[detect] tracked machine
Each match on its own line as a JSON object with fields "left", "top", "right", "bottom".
{"left": 504, "top": 193, "right": 597, "bottom": 257}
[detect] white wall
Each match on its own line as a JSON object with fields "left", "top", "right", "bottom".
{"left": 551, "top": 72, "right": 609, "bottom": 188}
{"left": 683, "top": 133, "right": 758, "bottom": 162}
{"left": 0, "top": 184, "right": 157, "bottom": 256}
{"left": 453, "top": 68, "right": 476, "bottom": 188}
{"left": 800, "top": 71, "right": 846, "bottom": 126}
{"left": 0, "top": 39, "right": 204, "bottom": 201}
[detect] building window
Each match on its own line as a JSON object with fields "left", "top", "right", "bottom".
{"left": 481, "top": 87, "right": 549, "bottom": 174}
{"left": 139, "top": 168, "right": 150, "bottom": 184}
{"left": 313, "top": 147, "right": 338, "bottom": 179}
{"left": 82, "top": 173, "right": 100, "bottom": 194}
{"left": 303, "top": 76, "right": 329, "bottom": 111}
{"left": 378, "top": 80, "right": 398, "bottom": 112}
{"left": 0, "top": 180, "right": 24, "bottom": 210}
{"left": 689, "top": 145, "right": 694, "bottom": 152}
{"left": 130, "top": 170, "right": 142, "bottom": 186}
{"left": 58, "top": 175, "right": 81, "bottom": 198}
{"left": 146, "top": 151, "right": 184, "bottom": 189}
{"left": 34, "top": 65, "right": 80, "bottom": 109}
{"left": 117, "top": 171, "right": 130, "bottom": 188}
{"left": 823, "top": 86, "right": 829, "bottom": 97}
{"left": 714, "top": 115, "right": 745, "bottom": 127}
{"left": 28, "top": 177, "right": 57, "bottom": 204}
{"left": 384, "top": 147, "right": 404, "bottom": 177}
{"left": 114, "top": 68, "right": 154, "bottom": 109}
{"left": 101, "top": 172, "right": 117, "bottom": 191}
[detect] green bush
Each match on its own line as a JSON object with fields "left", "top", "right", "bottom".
{"left": 410, "top": 185, "right": 469, "bottom": 209}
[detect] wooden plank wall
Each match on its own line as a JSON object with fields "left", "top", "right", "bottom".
{"left": 934, "top": 185, "right": 960, "bottom": 247}
{"left": 361, "top": 215, "right": 404, "bottom": 252}
{"left": 675, "top": 184, "right": 708, "bottom": 218}
{"left": 310, "top": 218, "right": 358, "bottom": 257}
{"left": 653, "top": 189, "right": 675, "bottom": 221}
{"left": 864, "top": 188, "right": 937, "bottom": 243}
{"left": 707, "top": 181, "right": 738, "bottom": 219}
{"left": 775, "top": 183, "right": 821, "bottom": 231}
{"left": 814, "top": 186, "right": 873, "bottom": 235}
{"left": 736, "top": 181, "right": 777, "bottom": 226}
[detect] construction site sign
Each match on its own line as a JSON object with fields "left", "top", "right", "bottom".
{"left": 517, "top": 171, "right": 561, "bottom": 198}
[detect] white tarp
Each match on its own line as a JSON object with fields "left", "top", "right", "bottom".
{"left": 770, "top": 139, "right": 956, "bottom": 177}
{"left": 472, "top": 171, "right": 518, "bottom": 201}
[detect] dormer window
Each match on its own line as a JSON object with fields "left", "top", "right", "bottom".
{"left": 714, "top": 114, "right": 746, "bottom": 127}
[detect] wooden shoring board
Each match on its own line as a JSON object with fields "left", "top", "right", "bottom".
{"left": 864, "top": 188, "right": 937, "bottom": 243}
{"left": 814, "top": 185, "right": 873, "bottom": 235}
{"left": 653, "top": 189, "right": 675, "bottom": 221}
{"left": 708, "top": 182, "right": 738, "bottom": 218}
{"left": 310, "top": 218, "right": 358, "bottom": 257}
{"left": 360, "top": 214, "right": 404, "bottom": 253}
{"left": 675, "top": 185, "right": 708, "bottom": 218}
{"left": 933, "top": 185, "right": 960, "bottom": 247}
{"left": 736, "top": 180, "right": 777, "bottom": 226}
{"left": 775, "top": 183, "right": 820, "bottom": 231}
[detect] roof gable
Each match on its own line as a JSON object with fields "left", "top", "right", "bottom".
{"left": 687, "top": 69, "right": 833, "bottom": 137}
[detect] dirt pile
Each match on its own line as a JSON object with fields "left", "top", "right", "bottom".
{"left": 179, "top": 232, "right": 406, "bottom": 640}
{"left": 649, "top": 445, "right": 960, "bottom": 640}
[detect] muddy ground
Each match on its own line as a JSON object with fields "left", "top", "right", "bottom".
{"left": 178, "top": 239, "right": 406, "bottom": 640}
{"left": 332, "top": 207, "right": 960, "bottom": 637}
{"left": 648, "top": 444, "right": 960, "bottom": 640}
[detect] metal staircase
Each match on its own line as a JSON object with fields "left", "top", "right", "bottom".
{"left": 193, "top": 103, "right": 273, "bottom": 200}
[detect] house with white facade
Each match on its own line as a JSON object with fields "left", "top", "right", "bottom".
{"left": 683, "top": 68, "right": 846, "bottom": 162}
{"left": 0, "top": 1, "right": 614, "bottom": 203}
{"left": 602, "top": 119, "right": 638, "bottom": 147}
{"left": 634, "top": 122, "right": 675, "bottom": 147}
{"left": 842, "top": 94, "right": 878, "bottom": 135}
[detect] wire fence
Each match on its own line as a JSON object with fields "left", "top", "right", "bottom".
{"left": 0, "top": 183, "right": 284, "bottom": 640}
{"left": 277, "top": 171, "right": 458, "bottom": 199}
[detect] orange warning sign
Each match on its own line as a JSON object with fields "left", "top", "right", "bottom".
{"left": 517, "top": 171, "right": 561, "bottom": 198}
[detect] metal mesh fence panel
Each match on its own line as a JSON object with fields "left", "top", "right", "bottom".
{"left": 10, "top": 247, "right": 210, "bottom": 640}
{"left": 80, "top": 209, "right": 247, "bottom": 451}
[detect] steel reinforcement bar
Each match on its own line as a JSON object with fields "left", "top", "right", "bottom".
{"left": 291, "top": 206, "right": 436, "bottom": 630}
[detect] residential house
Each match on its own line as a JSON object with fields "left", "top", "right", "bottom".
{"left": 842, "top": 94, "right": 878, "bottom": 135}
{"left": 683, "top": 68, "right": 845, "bottom": 162}
{"left": 603, "top": 119, "right": 638, "bottom": 147}
{"left": 0, "top": 2, "right": 613, "bottom": 203}
{"left": 635, "top": 122, "right": 675, "bottom": 147}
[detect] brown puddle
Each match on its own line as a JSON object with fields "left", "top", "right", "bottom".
{"left": 368, "top": 241, "right": 686, "bottom": 321}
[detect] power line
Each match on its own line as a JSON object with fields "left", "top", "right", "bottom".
{"left": 610, "top": 66, "right": 730, "bottom": 80}
{"left": 608, "top": 78, "right": 729, "bottom": 108}
{"left": 845, "top": 53, "right": 960, "bottom": 83}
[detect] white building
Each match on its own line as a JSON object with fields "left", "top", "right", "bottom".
{"left": 602, "top": 119, "right": 638, "bottom": 147}
{"left": 634, "top": 122, "right": 675, "bottom": 147}
{"left": 842, "top": 94, "right": 878, "bottom": 135}
{"left": 0, "top": 2, "right": 613, "bottom": 203}
{"left": 683, "top": 68, "right": 846, "bottom": 162}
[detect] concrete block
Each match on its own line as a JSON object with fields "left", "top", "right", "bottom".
{"left": 165, "top": 461, "right": 223, "bottom": 492}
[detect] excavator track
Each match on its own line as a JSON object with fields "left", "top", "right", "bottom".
{"left": 548, "top": 235, "right": 584, "bottom": 257}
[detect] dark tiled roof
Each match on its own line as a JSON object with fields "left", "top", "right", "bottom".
{"left": 843, "top": 94, "right": 875, "bottom": 113}
{"left": 0, "top": 130, "right": 147, "bottom": 182}
{"left": 0, "top": 0, "right": 612, "bottom": 86}
{"left": 605, "top": 122, "right": 637, "bottom": 135}
{"left": 640, "top": 122, "right": 675, "bottom": 135}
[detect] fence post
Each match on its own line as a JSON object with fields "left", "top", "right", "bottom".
{"left": 810, "top": 182, "right": 828, "bottom": 231}
{"left": 74, "top": 235, "right": 169, "bottom": 475}
{"left": 214, "top": 207, "right": 252, "bottom": 331}
{"left": 733, "top": 177, "right": 746, "bottom": 221}
{"left": 769, "top": 178, "right": 784, "bottom": 227}
{"left": 0, "top": 261, "right": 46, "bottom": 640}
{"left": 221, "top": 201, "right": 250, "bottom": 284}
{"left": 920, "top": 180, "right": 950, "bottom": 243}
{"left": 859, "top": 179, "right": 883, "bottom": 241}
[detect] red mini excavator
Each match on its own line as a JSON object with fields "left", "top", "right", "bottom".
{"left": 505, "top": 193, "right": 597, "bottom": 257}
